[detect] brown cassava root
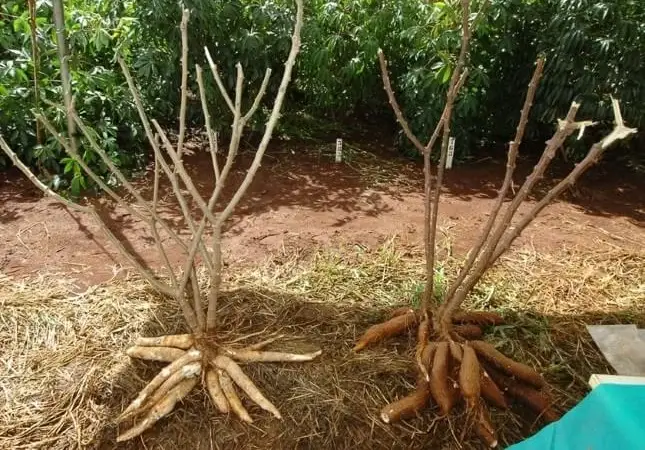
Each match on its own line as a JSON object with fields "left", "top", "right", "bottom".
{"left": 356, "top": 314, "right": 560, "bottom": 448}
{"left": 117, "top": 334, "right": 320, "bottom": 441}
{"left": 356, "top": 0, "right": 636, "bottom": 445}
{"left": 380, "top": 375, "right": 432, "bottom": 423}
{"left": 353, "top": 310, "right": 419, "bottom": 352}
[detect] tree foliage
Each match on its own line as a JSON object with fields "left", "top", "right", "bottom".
{"left": 0, "top": 0, "right": 147, "bottom": 194}
{"left": 1, "top": 0, "right": 643, "bottom": 190}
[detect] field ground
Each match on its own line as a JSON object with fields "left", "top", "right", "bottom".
{"left": 1, "top": 132, "right": 644, "bottom": 449}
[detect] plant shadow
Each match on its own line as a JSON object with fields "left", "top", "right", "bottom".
{"left": 85, "top": 285, "right": 641, "bottom": 450}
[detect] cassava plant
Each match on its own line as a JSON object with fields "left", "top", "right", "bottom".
{"left": 352, "top": 0, "right": 637, "bottom": 447}
{"left": 0, "top": 0, "right": 320, "bottom": 443}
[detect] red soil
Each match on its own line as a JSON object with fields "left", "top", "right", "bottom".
{"left": 1, "top": 136, "right": 643, "bottom": 289}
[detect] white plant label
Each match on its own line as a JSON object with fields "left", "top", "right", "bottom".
{"left": 335, "top": 138, "right": 343, "bottom": 163}
{"left": 446, "top": 136, "right": 456, "bottom": 169}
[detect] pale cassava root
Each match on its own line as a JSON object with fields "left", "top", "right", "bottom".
{"left": 205, "top": 368, "right": 229, "bottom": 414}
{"left": 1, "top": 0, "right": 316, "bottom": 444}
{"left": 117, "top": 333, "right": 321, "bottom": 441}
{"left": 135, "top": 333, "right": 194, "bottom": 349}
{"left": 126, "top": 345, "right": 185, "bottom": 362}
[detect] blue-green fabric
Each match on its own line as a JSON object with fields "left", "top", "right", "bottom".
{"left": 508, "top": 383, "right": 645, "bottom": 450}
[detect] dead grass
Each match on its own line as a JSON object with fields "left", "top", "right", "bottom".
{"left": 0, "top": 238, "right": 643, "bottom": 449}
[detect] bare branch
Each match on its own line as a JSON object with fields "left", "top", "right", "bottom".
{"left": 423, "top": 69, "right": 469, "bottom": 154}
{"left": 151, "top": 142, "right": 178, "bottom": 287}
{"left": 206, "top": 0, "right": 305, "bottom": 330}
{"left": 195, "top": 64, "right": 221, "bottom": 181}
{"left": 243, "top": 68, "right": 272, "bottom": 122}
{"left": 149, "top": 120, "right": 215, "bottom": 276}
{"left": 204, "top": 47, "right": 235, "bottom": 114}
{"left": 119, "top": 56, "right": 214, "bottom": 278}
{"left": 152, "top": 120, "right": 219, "bottom": 226}
{"left": 440, "top": 102, "right": 582, "bottom": 319}
{"left": 0, "top": 136, "right": 205, "bottom": 332}
{"left": 216, "top": 37, "right": 300, "bottom": 224}
{"left": 234, "top": 63, "right": 245, "bottom": 125}
{"left": 68, "top": 114, "right": 183, "bottom": 284}
{"left": 490, "top": 100, "right": 636, "bottom": 263}
{"left": 35, "top": 112, "right": 181, "bottom": 289}
{"left": 425, "top": 0, "right": 471, "bottom": 314}
{"left": 378, "top": 49, "right": 469, "bottom": 159}
{"left": 176, "top": 8, "right": 190, "bottom": 160}
{"left": 116, "top": 57, "right": 210, "bottom": 257}
{"left": 377, "top": 49, "right": 426, "bottom": 155}
{"left": 443, "top": 57, "right": 545, "bottom": 305}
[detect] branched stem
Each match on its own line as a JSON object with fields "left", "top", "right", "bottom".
{"left": 206, "top": 0, "right": 305, "bottom": 331}
{"left": 176, "top": 9, "right": 190, "bottom": 161}
{"left": 440, "top": 99, "right": 635, "bottom": 325}
{"left": 489, "top": 99, "right": 636, "bottom": 264}
{"left": 426, "top": 0, "right": 471, "bottom": 319}
{"left": 442, "top": 57, "right": 545, "bottom": 307}
{"left": 0, "top": 0, "right": 305, "bottom": 338}
{"left": 437, "top": 103, "right": 580, "bottom": 326}
{"left": 378, "top": 1, "right": 473, "bottom": 324}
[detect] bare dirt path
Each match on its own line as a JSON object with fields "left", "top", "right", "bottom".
{"left": 1, "top": 136, "right": 644, "bottom": 289}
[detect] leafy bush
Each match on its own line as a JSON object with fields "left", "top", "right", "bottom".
{"left": 2, "top": 0, "right": 644, "bottom": 190}
{"left": 125, "top": 0, "right": 297, "bottom": 132}
{"left": 0, "top": 0, "right": 145, "bottom": 195}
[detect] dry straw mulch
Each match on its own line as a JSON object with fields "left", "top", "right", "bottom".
{"left": 1, "top": 238, "right": 643, "bottom": 449}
